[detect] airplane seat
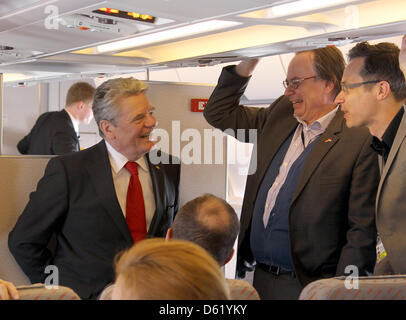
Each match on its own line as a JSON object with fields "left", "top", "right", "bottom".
{"left": 0, "top": 157, "right": 51, "bottom": 285}
{"left": 16, "top": 284, "right": 80, "bottom": 300}
{"left": 98, "top": 280, "right": 261, "bottom": 300}
{"left": 299, "top": 275, "right": 406, "bottom": 300}
{"left": 226, "top": 279, "right": 260, "bottom": 300}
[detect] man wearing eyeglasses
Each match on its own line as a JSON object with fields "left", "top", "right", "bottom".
{"left": 204, "top": 47, "right": 379, "bottom": 299}
{"left": 335, "top": 39, "right": 406, "bottom": 275}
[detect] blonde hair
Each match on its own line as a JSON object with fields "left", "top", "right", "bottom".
{"left": 114, "top": 238, "right": 230, "bottom": 300}
{"left": 65, "top": 82, "right": 95, "bottom": 106}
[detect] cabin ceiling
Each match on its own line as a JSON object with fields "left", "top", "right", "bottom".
{"left": 0, "top": 0, "right": 405, "bottom": 84}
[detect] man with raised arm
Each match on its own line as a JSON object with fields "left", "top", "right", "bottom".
{"left": 204, "top": 48, "right": 379, "bottom": 299}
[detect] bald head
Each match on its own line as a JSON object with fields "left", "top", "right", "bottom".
{"left": 171, "top": 194, "right": 239, "bottom": 265}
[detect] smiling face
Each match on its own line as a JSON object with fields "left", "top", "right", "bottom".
{"left": 102, "top": 93, "right": 157, "bottom": 161}
{"left": 284, "top": 51, "right": 336, "bottom": 124}
{"left": 335, "top": 57, "right": 379, "bottom": 129}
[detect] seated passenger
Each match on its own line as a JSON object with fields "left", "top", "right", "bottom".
{"left": 0, "top": 279, "right": 19, "bottom": 300}
{"left": 100, "top": 194, "right": 259, "bottom": 300}
{"left": 168, "top": 194, "right": 260, "bottom": 300}
{"left": 111, "top": 238, "right": 230, "bottom": 300}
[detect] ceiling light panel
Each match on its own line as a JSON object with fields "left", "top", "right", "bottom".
{"left": 97, "top": 20, "right": 242, "bottom": 53}
{"left": 268, "top": 0, "right": 362, "bottom": 18}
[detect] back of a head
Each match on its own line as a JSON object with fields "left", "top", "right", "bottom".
{"left": 113, "top": 238, "right": 230, "bottom": 300}
{"left": 65, "top": 82, "right": 96, "bottom": 106}
{"left": 171, "top": 194, "right": 240, "bottom": 265}
{"left": 348, "top": 41, "right": 406, "bottom": 102}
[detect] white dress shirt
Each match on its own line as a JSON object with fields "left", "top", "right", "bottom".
{"left": 65, "top": 109, "right": 80, "bottom": 136}
{"left": 262, "top": 107, "right": 339, "bottom": 226}
{"left": 105, "top": 141, "right": 156, "bottom": 231}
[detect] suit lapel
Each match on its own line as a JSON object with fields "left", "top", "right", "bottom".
{"left": 86, "top": 141, "right": 133, "bottom": 243}
{"left": 254, "top": 111, "right": 298, "bottom": 190}
{"left": 376, "top": 107, "right": 406, "bottom": 212}
{"left": 146, "top": 153, "right": 165, "bottom": 236}
{"left": 291, "top": 110, "right": 343, "bottom": 204}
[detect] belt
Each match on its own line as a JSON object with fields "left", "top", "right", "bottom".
{"left": 257, "top": 262, "right": 296, "bottom": 278}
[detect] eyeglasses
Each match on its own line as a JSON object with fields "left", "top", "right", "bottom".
{"left": 340, "top": 80, "right": 383, "bottom": 93}
{"left": 283, "top": 76, "right": 316, "bottom": 89}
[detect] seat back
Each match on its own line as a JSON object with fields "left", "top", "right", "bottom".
{"left": 226, "top": 279, "right": 260, "bottom": 300}
{"left": 17, "top": 283, "right": 80, "bottom": 300}
{"left": 0, "top": 156, "right": 51, "bottom": 284}
{"left": 99, "top": 280, "right": 261, "bottom": 300}
{"left": 299, "top": 275, "right": 406, "bottom": 300}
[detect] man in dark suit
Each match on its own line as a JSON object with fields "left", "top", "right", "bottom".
{"left": 9, "top": 77, "right": 181, "bottom": 299}
{"left": 335, "top": 40, "right": 406, "bottom": 274}
{"left": 17, "top": 82, "right": 95, "bottom": 155}
{"left": 204, "top": 47, "right": 379, "bottom": 299}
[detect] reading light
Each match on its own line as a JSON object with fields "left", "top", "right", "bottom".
{"left": 3, "top": 73, "right": 31, "bottom": 83}
{"left": 97, "top": 20, "right": 241, "bottom": 53}
{"left": 268, "top": 0, "right": 360, "bottom": 18}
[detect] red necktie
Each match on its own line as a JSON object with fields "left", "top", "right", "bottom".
{"left": 124, "top": 161, "right": 147, "bottom": 242}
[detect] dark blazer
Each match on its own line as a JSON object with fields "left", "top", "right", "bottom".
{"left": 204, "top": 66, "right": 379, "bottom": 286}
{"left": 376, "top": 106, "right": 406, "bottom": 273}
{"left": 8, "top": 140, "right": 181, "bottom": 299}
{"left": 17, "top": 109, "right": 79, "bottom": 155}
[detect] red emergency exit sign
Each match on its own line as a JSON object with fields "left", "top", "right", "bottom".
{"left": 191, "top": 99, "right": 208, "bottom": 112}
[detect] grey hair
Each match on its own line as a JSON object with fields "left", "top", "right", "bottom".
{"left": 92, "top": 77, "right": 148, "bottom": 136}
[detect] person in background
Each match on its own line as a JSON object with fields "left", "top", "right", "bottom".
{"left": 204, "top": 47, "right": 379, "bottom": 299}
{"left": 111, "top": 238, "right": 230, "bottom": 300}
{"left": 9, "top": 77, "right": 180, "bottom": 299}
{"left": 335, "top": 39, "right": 406, "bottom": 274}
{"left": 17, "top": 81, "right": 95, "bottom": 155}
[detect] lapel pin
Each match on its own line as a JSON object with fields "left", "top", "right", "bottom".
{"left": 324, "top": 138, "right": 333, "bottom": 143}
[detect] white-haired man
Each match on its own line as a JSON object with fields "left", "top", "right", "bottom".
{"left": 9, "top": 78, "right": 180, "bottom": 299}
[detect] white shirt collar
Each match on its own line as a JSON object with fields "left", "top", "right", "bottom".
{"left": 294, "top": 106, "right": 339, "bottom": 132}
{"left": 104, "top": 141, "right": 149, "bottom": 175}
{"left": 65, "top": 109, "right": 80, "bottom": 134}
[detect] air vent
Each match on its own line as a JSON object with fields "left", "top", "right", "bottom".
{"left": 60, "top": 14, "right": 135, "bottom": 35}
{"left": 328, "top": 36, "right": 359, "bottom": 42}
{"left": 197, "top": 55, "right": 240, "bottom": 65}
{"left": 0, "top": 45, "right": 14, "bottom": 50}
{"left": 287, "top": 36, "right": 360, "bottom": 49}
{"left": 0, "top": 45, "right": 21, "bottom": 57}
{"left": 95, "top": 17, "right": 117, "bottom": 25}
